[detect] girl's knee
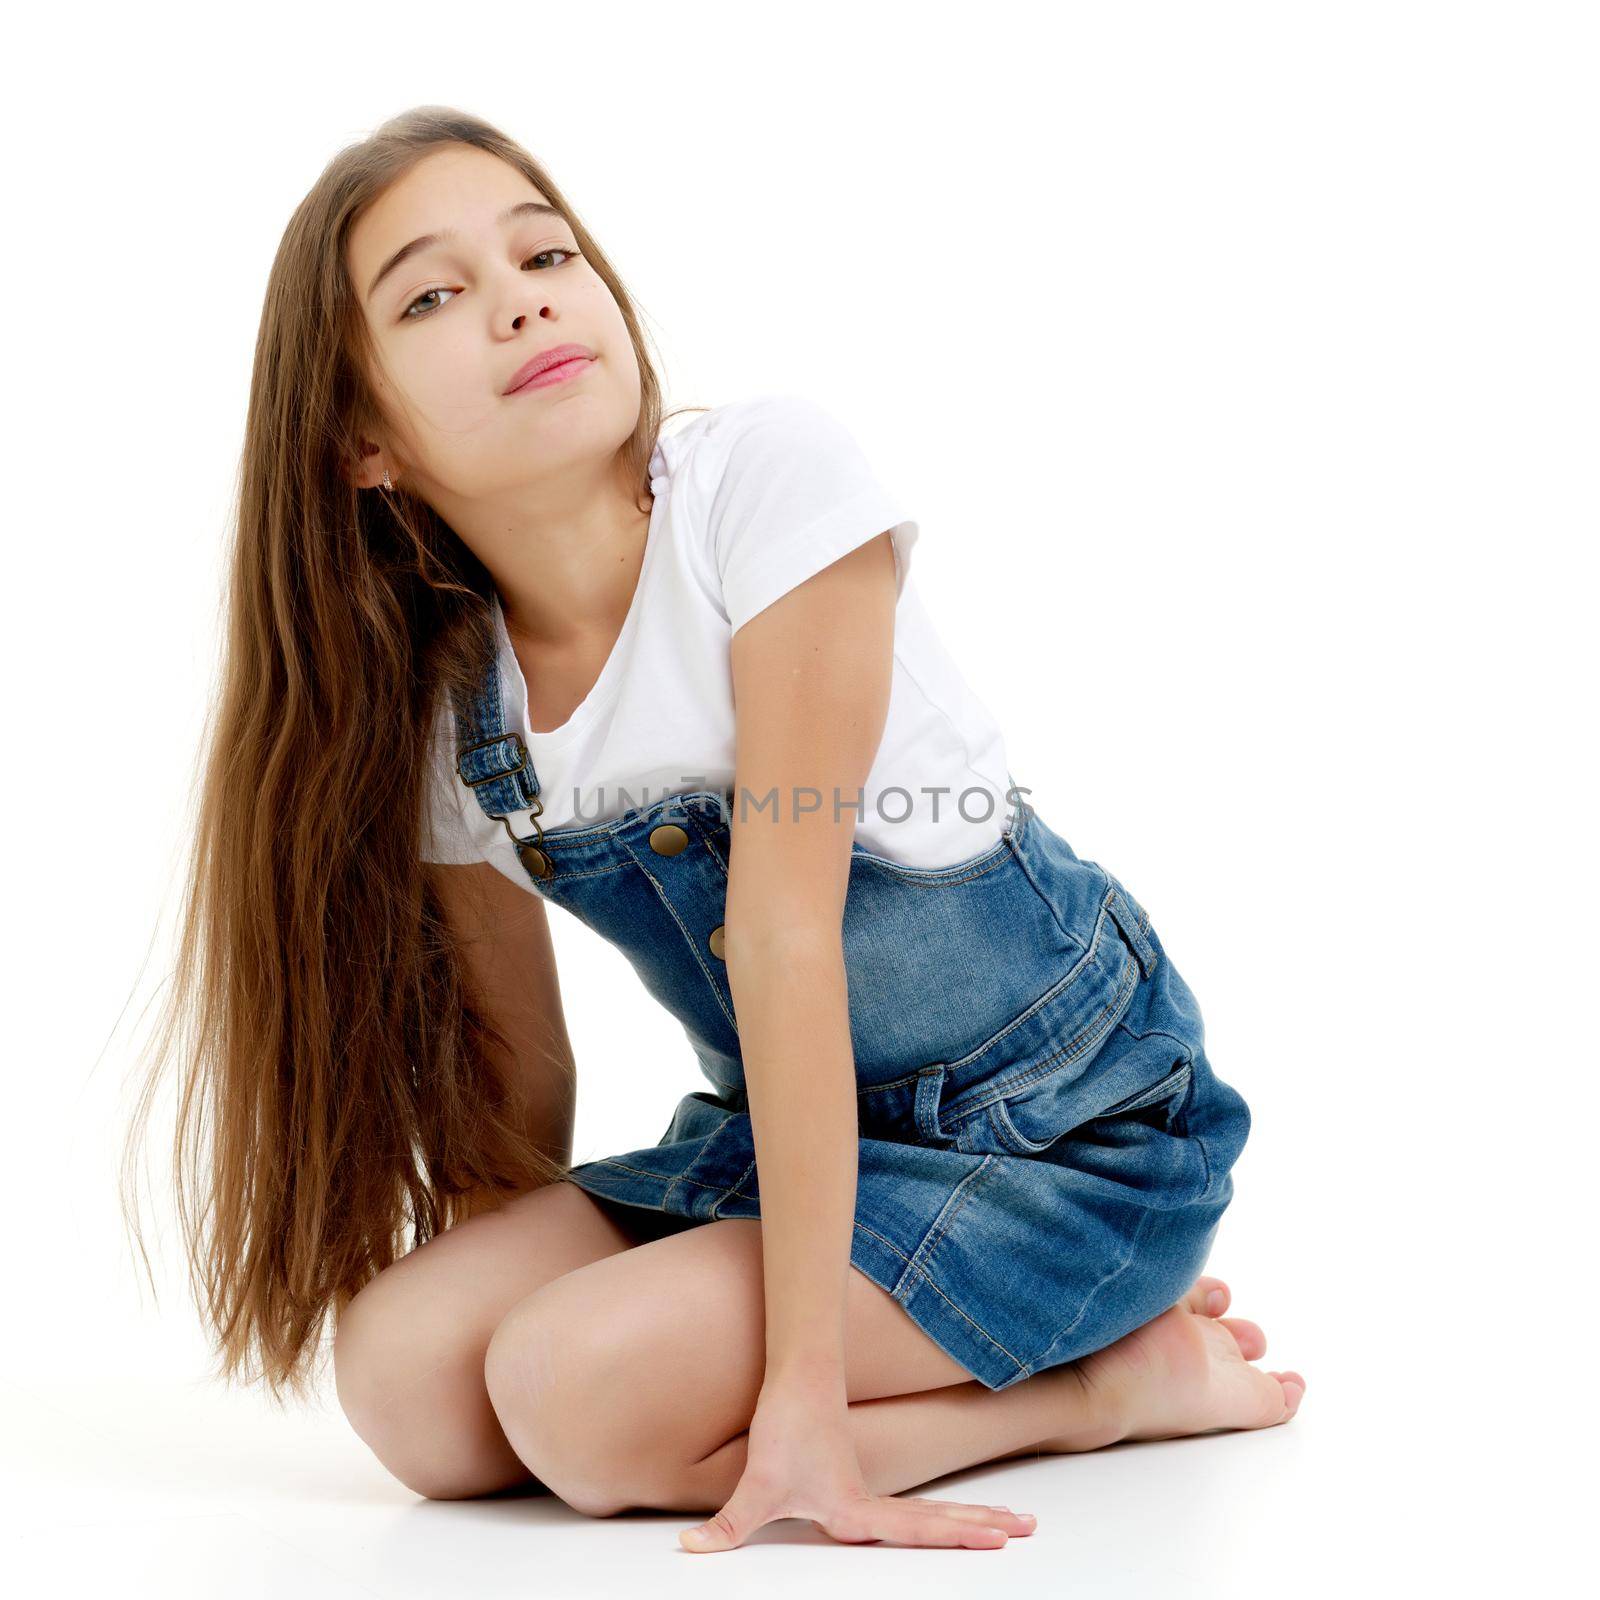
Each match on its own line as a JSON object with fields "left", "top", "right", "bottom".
{"left": 483, "top": 1290, "right": 658, "bottom": 1513}
{"left": 334, "top": 1279, "right": 523, "bottom": 1500}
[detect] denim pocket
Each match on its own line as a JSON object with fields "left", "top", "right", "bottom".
{"left": 913, "top": 879, "right": 1158, "bottom": 1157}
{"left": 1095, "top": 1056, "right": 1194, "bottom": 1125}
{"left": 982, "top": 1051, "right": 1192, "bottom": 1156}
{"left": 1052, "top": 1031, "right": 1209, "bottom": 1203}
{"left": 847, "top": 827, "right": 1016, "bottom": 886}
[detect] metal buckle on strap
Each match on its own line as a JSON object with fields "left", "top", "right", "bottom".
{"left": 453, "top": 730, "right": 555, "bottom": 881}
{"left": 500, "top": 796, "right": 555, "bottom": 881}
{"left": 454, "top": 729, "right": 530, "bottom": 789}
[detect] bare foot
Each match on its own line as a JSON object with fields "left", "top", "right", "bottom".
{"left": 1043, "top": 1276, "right": 1306, "bottom": 1451}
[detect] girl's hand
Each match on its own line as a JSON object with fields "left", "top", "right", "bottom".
{"left": 679, "top": 1376, "right": 1037, "bottom": 1552}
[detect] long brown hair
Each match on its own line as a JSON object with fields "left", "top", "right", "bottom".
{"left": 119, "top": 105, "right": 703, "bottom": 1405}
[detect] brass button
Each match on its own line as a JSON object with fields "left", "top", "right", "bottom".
{"left": 708, "top": 924, "right": 726, "bottom": 960}
{"left": 648, "top": 823, "right": 690, "bottom": 856}
{"left": 517, "top": 843, "right": 555, "bottom": 880}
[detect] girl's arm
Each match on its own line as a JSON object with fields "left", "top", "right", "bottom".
{"left": 427, "top": 860, "right": 578, "bottom": 1215}
{"left": 722, "top": 529, "right": 900, "bottom": 1390}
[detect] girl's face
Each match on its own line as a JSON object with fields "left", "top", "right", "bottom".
{"left": 346, "top": 144, "right": 642, "bottom": 502}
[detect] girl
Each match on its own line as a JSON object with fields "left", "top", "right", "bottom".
{"left": 122, "top": 106, "right": 1304, "bottom": 1555}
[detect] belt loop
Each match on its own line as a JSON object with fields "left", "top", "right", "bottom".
{"left": 913, "top": 1066, "right": 955, "bottom": 1146}
{"left": 1105, "top": 879, "right": 1160, "bottom": 979}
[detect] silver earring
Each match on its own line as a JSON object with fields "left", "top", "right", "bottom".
{"left": 381, "top": 469, "right": 394, "bottom": 492}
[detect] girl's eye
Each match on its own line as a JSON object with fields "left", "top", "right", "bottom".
{"left": 401, "top": 247, "right": 583, "bottom": 321}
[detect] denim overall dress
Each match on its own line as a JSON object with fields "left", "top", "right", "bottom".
{"left": 449, "top": 647, "right": 1253, "bottom": 1394}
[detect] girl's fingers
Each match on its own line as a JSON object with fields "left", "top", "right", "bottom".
{"left": 900, "top": 1505, "right": 1009, "bottom": 1548}
{"left": 818, "top": 1493, "right": 1037, "bottom": 1548}
{"left": 870, "top": 1498, "right": 1033, "bottom": 1548}
{"left": 899, "top": 1496, "right": 1037, "bottom": 1533}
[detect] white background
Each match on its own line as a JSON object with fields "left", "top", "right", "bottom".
{"left": 4, "top": 1, "right": 1592, "bottom": 1593}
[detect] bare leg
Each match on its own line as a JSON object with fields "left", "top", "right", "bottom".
{"left": 481, "top": 1211, "right": 1306, "bottom": 1517}
{"left": 672, "top": 1364, "right": 1111, "bottom": 1512}
{"left": 334, "top": 1181, "right": 700, "bottom": 1500}
{"left": 665, "top": 1278, "right": 1303, "bottom": 1511}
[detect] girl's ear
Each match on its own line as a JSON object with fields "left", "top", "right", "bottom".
{"left": 342, "top": 438, "right": 387, "bottom": 490}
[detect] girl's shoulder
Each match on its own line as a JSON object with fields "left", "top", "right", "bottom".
{"left": 654, "top": 392, "right": 919, "bottom": 638}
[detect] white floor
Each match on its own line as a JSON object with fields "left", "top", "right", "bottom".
{"left": 1, "top": 1348, "right": 1569, "bottom": 1598}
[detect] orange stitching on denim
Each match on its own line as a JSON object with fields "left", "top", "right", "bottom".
{"left": 626, "top": 856, "right": 741, "bottom": 1035}
{"left": 892, "top": 1263, "right": 1028, "bottom": 1378}
{"left": 716, "top": 1156, "right": 760, "bottom": 1214}
{"left": 938, "top": 895, "right": 1116, "bottom": 1076}
{"left": 900, "top": 1154, "right": 994, "bottom": 1295}
{"left": 577, "top": 1160, "right": 724, "bottom": 1192}
{"left": 848, "top": 833, "right": 1016, "bottom": 887}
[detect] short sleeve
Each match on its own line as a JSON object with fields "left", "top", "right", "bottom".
{"left": 705, "top": 394, "right": 919, "bottom": 636}
{"left": 418, "top": 701, "right": 483, "bottom": 865}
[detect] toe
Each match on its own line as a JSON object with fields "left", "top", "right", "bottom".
{"left": 1217, "top": 1316, "right": 1266, "bottom": 1360}
{"left": 1251, "top": 1370, "right": 1297, "bottom": 1426}
{"left": 1278, "top": 1375, "right": 1306, "bottom": 1418}
{"left": 1184, "top": 1276, "right": 1230, "bottom": 1316}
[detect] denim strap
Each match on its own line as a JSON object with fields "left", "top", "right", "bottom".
{"left": 450, "top": 616, "right": 541, "bottom": 820}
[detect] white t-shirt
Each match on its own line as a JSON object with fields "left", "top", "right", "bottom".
{"left": 422, "top": 392, "right": 1015, "bottom": 877}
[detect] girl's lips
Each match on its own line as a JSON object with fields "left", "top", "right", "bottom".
{"left": 510, "top": 355, "right": 595, "bottom": 393}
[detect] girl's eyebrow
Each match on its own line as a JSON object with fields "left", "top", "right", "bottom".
{"left": 366, "top": 201, "right": 565, "bottom": 303}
